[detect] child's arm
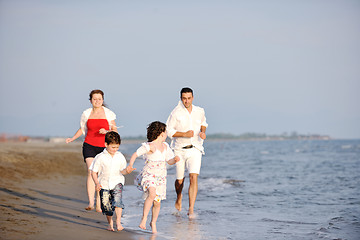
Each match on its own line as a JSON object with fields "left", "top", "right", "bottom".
{"left": 167, "top": 156, "right": 180, "bottom": 165}
{"left": 121, "top": 165, "right": 136, "bottom": 175}
{"left": 125, "top": 152, "right": 138, "bottom": 174}
{"left": 91, "top": 171, "right": 102, "bottom": 191}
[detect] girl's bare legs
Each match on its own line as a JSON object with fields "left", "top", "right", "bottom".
{"left": 115, "top": 207, "right": 124, "bottom": 231}
{"left": 85, "top": 157, "right": 100, "bottom": 211}
{"left": 150, "top": 200, "right": 161, "bottom": 234}
{"left": 139, "top": 187, "right": 156, "bottom": 230}
{"left": 106, "top": 215, "right": 114, "bottom": 231}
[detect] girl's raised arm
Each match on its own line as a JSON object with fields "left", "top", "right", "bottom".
{"left": 127, "top": 152, "right": 138, "bottom": 169}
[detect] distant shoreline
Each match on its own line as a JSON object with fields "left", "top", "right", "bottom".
{"left": 1, "top": 132, "right": 334, "bottom": 143}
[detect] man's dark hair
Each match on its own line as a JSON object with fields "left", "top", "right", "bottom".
{"left": 180, "top": 87, "right": 193, "bottom": 98}
{"left": 105, "top": 131, "right": 121, "bottom": 145}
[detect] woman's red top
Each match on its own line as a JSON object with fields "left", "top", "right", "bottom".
{"left": 84, "top": 119, "right": 109, "bottom": 147}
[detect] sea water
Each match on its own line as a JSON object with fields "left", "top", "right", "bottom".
{"left": 119, "top": 139, "right": 360, "bottom": 240}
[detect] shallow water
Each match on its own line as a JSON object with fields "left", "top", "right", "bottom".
{"left": 119, "top": 139, "right": 360, "bottom": 240}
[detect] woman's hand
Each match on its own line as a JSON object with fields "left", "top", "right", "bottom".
{"left": 174, "top": 156, "right": 180, "bottom": 163}
{"left": 66, "top": 138, "right": 73, "bottom": 143}
{"left": 99, "top": 128, "right": 108, "bottom": 134}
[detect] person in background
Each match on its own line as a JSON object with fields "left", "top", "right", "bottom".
{"left": 166, "top": 87, "right": 208, "bottom": 218}
{"left": 66, "top": 89, "right": 118, "bottom": 211}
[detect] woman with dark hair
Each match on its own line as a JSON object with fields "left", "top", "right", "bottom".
{"left": 66, "top": 89, "right": 118, "bottom": 211}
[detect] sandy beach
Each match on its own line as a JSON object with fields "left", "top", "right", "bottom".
{"left": 0, "top": 142, "right": 154, "bottom": 240}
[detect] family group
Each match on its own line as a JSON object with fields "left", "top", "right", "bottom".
{"left": 66, "top": 87, "right": 208, "bottom": 233}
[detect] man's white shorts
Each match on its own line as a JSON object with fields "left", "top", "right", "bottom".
{"left": 174, "top": 148, "right": 202, "bottom": 180}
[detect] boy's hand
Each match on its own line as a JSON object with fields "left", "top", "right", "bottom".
{"left": 174, "top": 156, "right": 180, "bottom": 163}
{"left": 95, "top": 184, "right": 102, "bottom": 191}
{"left": 126, "top": 165, "right": 136, "bottom": 174}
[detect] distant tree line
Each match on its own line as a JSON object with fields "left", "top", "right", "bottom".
{"left": 206, "top": 132, "right": 331, "bottom": 140}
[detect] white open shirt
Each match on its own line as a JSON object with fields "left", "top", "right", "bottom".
{"left": 166, "top": 101, "right": 208, "bottom": 154}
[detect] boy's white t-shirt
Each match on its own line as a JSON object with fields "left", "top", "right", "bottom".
{"left": 90, "top": 149, "right": 127, "bottom": 190}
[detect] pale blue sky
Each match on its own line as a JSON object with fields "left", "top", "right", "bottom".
{"left": 1, "top": 0, "right": 359, "bottom": 139}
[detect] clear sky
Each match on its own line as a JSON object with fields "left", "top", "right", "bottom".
{"left": 0, "top": 0, "right": 359, "bottom": 139}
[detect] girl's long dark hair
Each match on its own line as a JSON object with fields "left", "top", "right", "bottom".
{"left": 147, "top": 121, "right": 166, "bottom": 142}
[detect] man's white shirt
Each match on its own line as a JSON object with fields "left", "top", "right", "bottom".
{"left": 166, "top": 101, "right": 208, "bottom": 154}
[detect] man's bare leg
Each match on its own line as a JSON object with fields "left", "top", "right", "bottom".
{"left": 175, "top": 178, "right": 185, "bottom": 211}
{"left": 188, "top": 173, "right": 198, "bottom": 217}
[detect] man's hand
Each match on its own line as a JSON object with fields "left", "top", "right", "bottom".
{"left": 199, "top": 132, "right": 206, "bottom": 140}
{"left": 184, "top": 130, "right": 194, "bottom": 138}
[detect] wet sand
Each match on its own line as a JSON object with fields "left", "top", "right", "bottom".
{"left": 0, "top": 142, "right": 153, "bottom": 240}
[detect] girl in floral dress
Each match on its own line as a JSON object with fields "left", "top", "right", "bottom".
{"left": 127, "top": 121, "right": 179, "bottom": 233}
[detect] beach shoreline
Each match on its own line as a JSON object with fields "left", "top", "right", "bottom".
{"left": 0, "top": 142, "right": 149, "bottom": 240}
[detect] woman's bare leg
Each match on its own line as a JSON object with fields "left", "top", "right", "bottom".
{"left": 95, "top": 190, "right": 101, "bottom": 212}
{"left": 85, "top": 157, "right": 97, "bottom": 210}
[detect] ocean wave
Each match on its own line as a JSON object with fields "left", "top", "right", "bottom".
{"left": 198, "top": 178, "right": 245, "bottom": 192}
{"left": 261, "top": 218, "right": 317, "bottom": 225}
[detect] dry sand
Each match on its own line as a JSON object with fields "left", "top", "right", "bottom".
{"left": 0, "top": 142, "right": 154, "bottom": 240}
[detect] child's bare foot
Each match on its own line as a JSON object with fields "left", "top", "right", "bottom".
{"left": 188, "top": 211, "right": 197, "bottom": 219}
{"left": 116, "top": 220, "right": 124, "bottom": 231}
{"left": 96, "top": 208, "right": 102, "bottom": 213}
{"left": 107, "top": 227, "right": 115, "bottom": 231}
{"left": 85, "top": 206, "right": 94, "bottom": 211}
{"left": 150, "top": 222, "right": 157, "bottom": 234}
{"left": 175, "top": 194, "right": 182, "bottom": 211}
{"left": 139, "top": 218, "right": 147, "bottom": 230}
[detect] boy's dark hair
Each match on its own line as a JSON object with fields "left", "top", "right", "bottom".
{"left": 105, "top": 131, "right": 121, "bottom": 145}
{"left": 180, "top": 87, "right": 193, "bottom": 98}
{"left": 147, "top": 121, "right": 166, "bottom": 142}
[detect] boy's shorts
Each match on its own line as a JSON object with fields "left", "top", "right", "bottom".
{"left": 99, "top": 183, "right": 125, "bottom": 216}
{"left": 174, "top": 148, "right": 202, "bottom": 180}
